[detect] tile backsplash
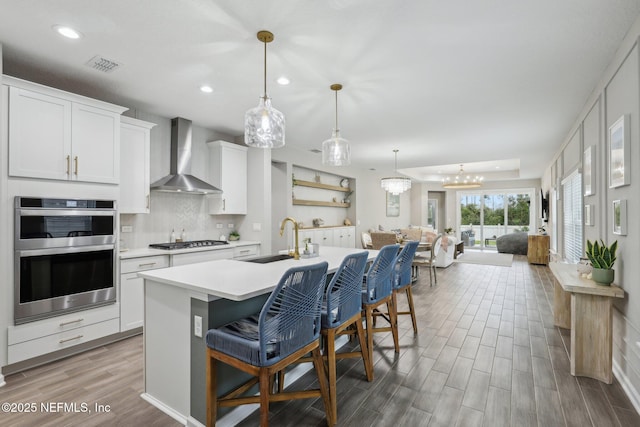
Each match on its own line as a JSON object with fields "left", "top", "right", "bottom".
{"left": 119, "top": 192, "right": 240, "bottom": 249}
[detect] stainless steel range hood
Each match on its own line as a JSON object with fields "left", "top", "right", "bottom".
{"left": 150, "top": 117, "right": 222, "bottom": 194}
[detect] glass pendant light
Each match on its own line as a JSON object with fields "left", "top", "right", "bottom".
{"left": 322, "top": 83, "right": 351, "bottom": 166}
{"left": 380, "top": 149, "right": 412, "bottom": 195}
{"left": 244, "top": 30, "right": 285, "bottom": 148}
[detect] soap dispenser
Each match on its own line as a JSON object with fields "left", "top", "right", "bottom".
{"left": 170, "top": 229, "right": 176, "bottom": 243}
{"left": 181, "top": 229, "right": 186, "bottom": 242}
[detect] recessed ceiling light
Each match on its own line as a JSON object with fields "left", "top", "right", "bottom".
{"left": 495, "top": 166, "right": 501, "bottom": 169}
{"left": 200, "top": 85, "right": 213, "bottom": 93}
{"left": 276, "top": 76, "right": 290, "bottom": 85}
{"left": 53, "top": 25, "right": 82, "bottom": 39}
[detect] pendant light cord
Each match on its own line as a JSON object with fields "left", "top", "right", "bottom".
{"left": 263, "top": 39, "right": 267, "bottom": 99}
{"left": 334, "top": 90, "right": 339, "bottom": 130}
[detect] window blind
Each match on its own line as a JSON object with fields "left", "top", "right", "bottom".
{"left": 562, "top": 170, "right": 582, "bottom": 263}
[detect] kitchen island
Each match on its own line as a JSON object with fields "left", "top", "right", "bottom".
{"left": 138, "top": 246, "right": 377, "bottom": 426}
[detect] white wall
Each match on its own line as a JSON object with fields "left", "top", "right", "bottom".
{"left": 543, "top": 15, "right": 640, "bottom": 412}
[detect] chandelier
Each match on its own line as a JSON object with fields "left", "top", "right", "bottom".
{"left": 380, "top": 150, "right": 412, "bottom": 195}
{"left": 244, "top": 30, "right": 285, "bottom": 148}
{"left": 442, "top": 164, "right": 484, "bottom": 189}
{"left": 322, "top": 83, "right": 351, "bottom": 166}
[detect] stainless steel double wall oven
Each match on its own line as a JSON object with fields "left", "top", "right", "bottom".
{"left": 14, "top": 197, "right": 117, "bottom": 324}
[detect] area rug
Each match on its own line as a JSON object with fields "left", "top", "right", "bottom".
{"left": 454, "top": 251, "right": 513, "bottom": 267}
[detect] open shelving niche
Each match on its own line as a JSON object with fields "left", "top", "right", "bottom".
{"left": 291, "top": 166, "right": 354, "bottom": 222}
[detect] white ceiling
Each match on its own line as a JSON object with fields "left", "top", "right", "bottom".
{"left": 1, "top": 0, "right": 639, "bottom": 182}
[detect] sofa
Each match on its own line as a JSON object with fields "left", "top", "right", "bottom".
{"left": 496, "top": 232, "right": 528, "bottom": 255}
{"left": 401, "top": 227, "right": 457, "bottom": 268}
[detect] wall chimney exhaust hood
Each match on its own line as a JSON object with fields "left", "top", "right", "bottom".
{"left": 150, "top": 117, "right": 222, "bottom": 194}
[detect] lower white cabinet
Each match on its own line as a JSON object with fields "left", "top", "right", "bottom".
{"left": 120, "top": 255, "right": 169, "bottom": 332}
{"left": 7, "top": 304, "right": 120, "bottom": 364}
{"left": 171, "top": 249, "right": 234, "bottom": 266}
{"left": 295, "top": 226, "right": 355, "bottom": 249}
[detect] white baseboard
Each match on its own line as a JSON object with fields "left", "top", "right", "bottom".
{"left": 140, "top": 392, "right": 187, "bottom": 425}
{"left": 0, "top": 373, "right": 5, "bottom": 387}
{"left": 613, "top": 359, "right": 640, "bottom": 415}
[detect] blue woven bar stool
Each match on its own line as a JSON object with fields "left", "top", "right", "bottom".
{"left": 361, "top": 244, "right": 400, "bottom": 374}
{"left": 321, "top": 251, "right": 372, "bottom": 422}
{"left": 392, "top": 240, "right": 420, "bottom": 334}
{"left": 205, "top": 262, "right": 333, "bottom": 427}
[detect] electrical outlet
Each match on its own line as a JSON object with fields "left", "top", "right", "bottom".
{"left": 216, "top": 223, "right": 223, "bottom": 229}
{"left": 121, "top": 225, "right": 133, "bottom": 233}
{"left": 253, "top": 223, "right": 261, "bottom": 231}
{"left": 228, "top": 223, "right": 234, "bottom": 229}
{"left": 194, "top": 315, "right": 202, "bottom": 338}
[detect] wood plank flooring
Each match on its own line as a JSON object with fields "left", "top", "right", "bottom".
{"left": 1, "top": 255, "right": 638, "bottom": 426}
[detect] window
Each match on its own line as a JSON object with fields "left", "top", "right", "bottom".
{"left": 562, "top": 170, "right": 582, "bottom": 263}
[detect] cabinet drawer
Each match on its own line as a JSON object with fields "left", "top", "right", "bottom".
{"left": 121, "top": 255, "right": 169, "bottom": 273}
{"left": 233, "top": 245, "right": 259, "bottom": 259}
{"left": 171, "top": 249, "right": 233, "bottom": 266}
{"left": 8, "top": 303, "right": 120, "bottom": 345}
{"left": 8, "top": 318, "right": 120, "bottom": 364}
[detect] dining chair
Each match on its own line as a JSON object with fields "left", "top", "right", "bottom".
{"left": 361, "top": 244, "right": 400, "bottom": 375}
{"left": 205, "top": 262, "right": 333, "bottom": 426}
{"left": 412, "top": 234, "right": 443, "bottom": 286}
{"left": 361, "top": 232, "right": 373, "bottom": 249}
{"left": 370, "top": 232, "right": 398, "bottom": 250}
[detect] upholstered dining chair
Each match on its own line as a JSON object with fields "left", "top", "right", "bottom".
{"left": 412, "top": 234, "right": 443, "bottom": 287}
{"left": 361, "top": 232, "right": 373, "bottom": 249}
{"left": 361, "top": 244, "right": 400, "bottom": 376}
{"left": 370, "top": 232, "right": 398, "bottom": 250}
{"left": 205, "top": 262, "right": 333, "bottom": 427}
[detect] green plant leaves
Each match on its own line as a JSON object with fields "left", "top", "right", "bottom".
{"left": 586, "top": 239, "right": 617, "bottom": 269}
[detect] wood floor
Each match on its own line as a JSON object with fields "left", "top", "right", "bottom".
{"left": 1, "top": 256, "right": 639, "bottom": 426}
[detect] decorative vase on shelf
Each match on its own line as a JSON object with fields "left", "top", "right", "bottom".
{"left": 591, "top": 268, "right": 614, "bottom": 286}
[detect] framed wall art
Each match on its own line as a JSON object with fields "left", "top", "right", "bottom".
{"left": 613, "top": 199, "right": 627, "bottom": 235}
{"left": 584, "top": 204, "right": 594, "bottom": 226}
{"left": 386, "top": 192, "right": 400, "bottom": 217}
{"left": 609, "top": 115, "right": 630, "bottom": 188}
{"left": 583, "top": 145, "right": 595, "bottom": 196}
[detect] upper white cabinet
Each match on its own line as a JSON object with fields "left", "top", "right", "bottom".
{"left": 207, "top": 140, "right": 248, "bottom": 215}
{"left": 120, "top": 116, "right": 156, "bottom": 214}
{"left": 6, "top": 76, "right": 127, "bottom": 184}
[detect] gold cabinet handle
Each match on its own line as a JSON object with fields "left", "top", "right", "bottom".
{"left": 74, "top": 156, "right": 78, "bottom": 175}
{"left": 66, "top": 155, "right": 70, "bottom": 175}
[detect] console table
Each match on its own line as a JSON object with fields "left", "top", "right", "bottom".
{"left": 549, "top": 262, "right": 624, "bottom": 384}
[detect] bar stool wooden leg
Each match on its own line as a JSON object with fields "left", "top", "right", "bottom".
{"left": 259, "top": 368, "right": 270, "bottom": 426}
{"left": 387, "top": 299, "right": 400, "bottom": 352}
{"left": 311, "top": 347, "right": 334, "bottom": 426}
{"left": 355, "top": 319, "right": 373, "bottom": 381}
{"left": 326, "top": 328, "right": 338, "bottom": 423}
{"left": 206, "top": 348, "right": 217, "bottom": 427}
{"left": 405, "top": 286, "right": 418, "bottom": 334}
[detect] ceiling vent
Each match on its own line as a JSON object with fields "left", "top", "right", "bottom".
{"left": 85, "top": 55, "right": 122, "bottom": 73}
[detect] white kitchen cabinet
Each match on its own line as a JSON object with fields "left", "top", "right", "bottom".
{"left": 207, "top": 140, "right": 248, "bottom": 215}
{"left": 171, "top": 248, "right": 234, "bottom": 266}
{"left": 7, "top": 303, "right": 120, "bottom": 364}
{"left": 333, "top": 227, "right": 356, "bottom": 248}
{"left": 120, "top": 255, "right": 169, "bottom": 332}
{"left": 6, "top": 76, "right": 127, "bottom": 184}
{"left": 119, "top": 116, "right": 156, "bottom": 213}
{"left": 233, "top": 244, "right": 260, "bottom": 259}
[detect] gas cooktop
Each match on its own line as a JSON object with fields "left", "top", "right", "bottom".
{"left": 149, "top": 240, "right": 229, "bottom": 250}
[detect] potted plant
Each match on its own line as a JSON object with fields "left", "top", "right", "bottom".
{"left": 585, "top": 239, "right": 617, "bottom": 285}
{"left": 228, "top": 230, "right": 240, "bottom": 241}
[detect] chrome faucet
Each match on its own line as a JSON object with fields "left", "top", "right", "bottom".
{"left": 279, "top": 217, "right": 300, "bottom": 260}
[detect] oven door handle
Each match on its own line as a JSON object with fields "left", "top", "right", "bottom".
{"left": 16, "top": 244, "right": 115, "bottom": 257}
{"left": 17, "top": 209, "right": 116, "bottom": 216}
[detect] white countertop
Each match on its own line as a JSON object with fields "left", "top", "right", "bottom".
{"left": 119, "top": 240, "right": 261, "bottom": 259}
{"left": 138, "top": 246, "right": 377, "bottom": 301}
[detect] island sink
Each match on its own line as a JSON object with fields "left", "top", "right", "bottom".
{"left": 242, "top": 254, "right": 294, "bottom": 264}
